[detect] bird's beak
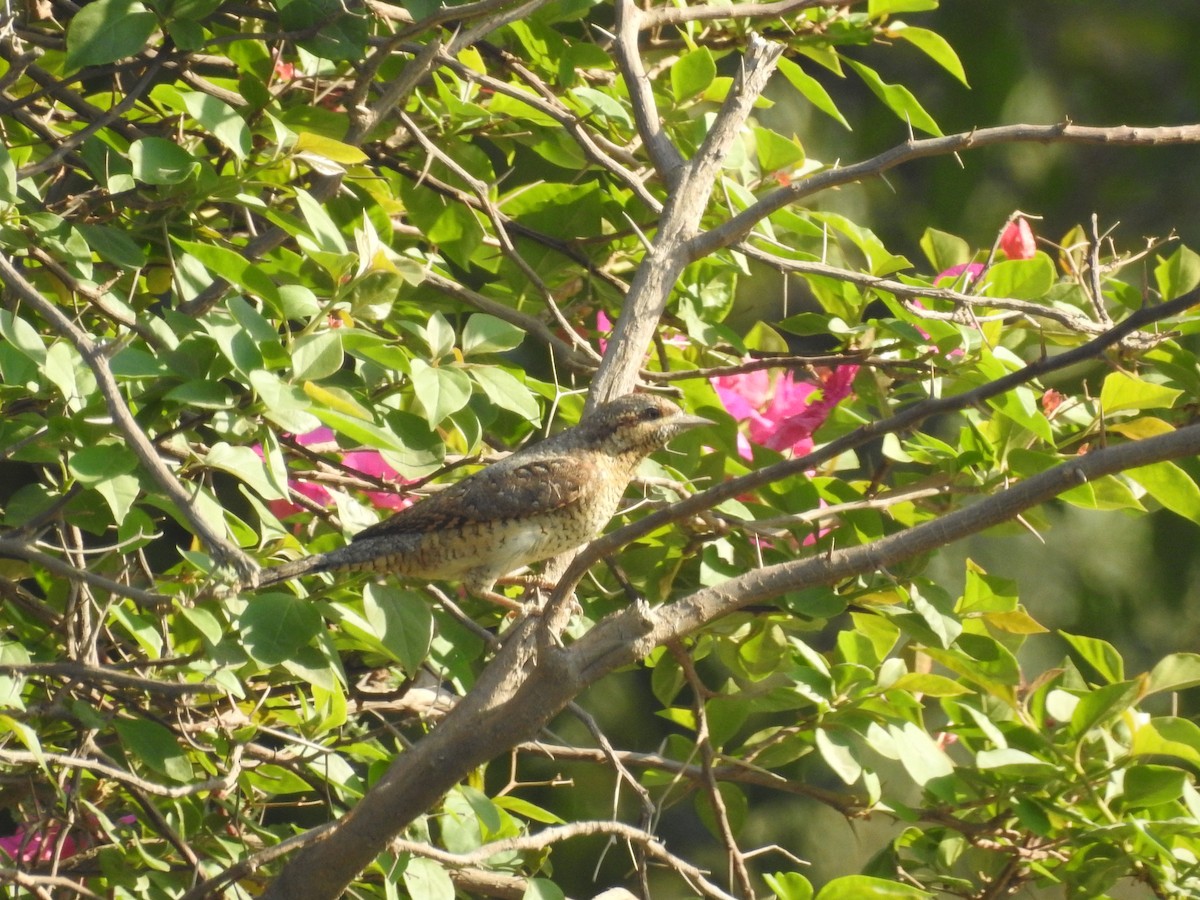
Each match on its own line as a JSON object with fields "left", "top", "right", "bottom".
{"left": 672, "top": 413, "right": 713, "bottom": 432}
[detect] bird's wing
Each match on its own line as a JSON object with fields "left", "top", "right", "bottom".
{"left": 351, "top": 454, "right": 591, "bottom": 541}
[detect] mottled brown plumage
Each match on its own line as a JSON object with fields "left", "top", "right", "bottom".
{"left": 257, "top": 394, "right": 709, "bottom": 604}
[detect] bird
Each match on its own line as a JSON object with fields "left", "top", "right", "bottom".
{"left": 255, "top": 393, "right": 710, "bottom": 606}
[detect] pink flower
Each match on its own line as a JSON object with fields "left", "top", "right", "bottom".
{"left": 342, "top": 450, "right": 413, "bottom": 512}
{"left": 1000, "top": 217, "right": 1036, "bottom": 260}
{"left": 0, "top": 824, "right": 76, "bottom": 863}
{"left": 0, "top": 814, "right": 136, "bottom": 863}
{"left": 596, "top": 309, "right": 612, "bottom": 353}
{"left": 935, "top": 262, "right": 984, "bottom": 287}
{"left": 255, "top": 428, "right": 414, "bottom": 519}
{"left": 595, "top": 310, "right": 687, "bottom": 356}
{"left": 294, "top": 427, "right": 335, "bottom": 446}
{"left": 712, "top": 366, "right": 858, "bottom": 460}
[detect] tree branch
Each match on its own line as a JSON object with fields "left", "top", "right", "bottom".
{"left": 0, "top": 254, "right": 258, "bottom": 581}
{"left": 688, "top": 122, "right": 1200, "bottom": 260}
{"left": 264, "top": 403, "right": 1200, "bottom": 898}
{"left": 591, "top": 32, "right": 783, "bottom": 405}
{"left": 557, "top": 286, "right": 1200, "bottom": 603}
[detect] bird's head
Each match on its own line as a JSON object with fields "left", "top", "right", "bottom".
{"left": 578, "top": 393, "right": 711, "bottom": 459}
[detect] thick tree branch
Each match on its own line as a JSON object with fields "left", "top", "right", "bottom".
{"left": 591, "top": 33, "right": 783, "bottom": 405}
{"left": 264, "top": 395, "right": 1200, "bottom": 898}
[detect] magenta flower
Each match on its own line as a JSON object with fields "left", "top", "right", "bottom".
{"left": 255, "top": 428, "right": 414, "bottom": 519}
{"left": 596, "top": 309, "right": 612, "bottom": 353}
{"left": 0, "top": 824, "right": 77, "bottom": 863}
{"left": 0, "top": 813, "right": 136, "bottom": 863}
{"left": 342, "top": 449, "right": 413, "bottom": 511}
{"left": 935, "top": 261, "right": 984, "bottom": 287}
{"left": 712, "top": 366, "right": 858, "bottom": 460}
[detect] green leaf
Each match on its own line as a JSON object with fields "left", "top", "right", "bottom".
{"left": 1121, "top": 764, "right": 1186, "bottom": 809}
{"left": 308, "top": 406, "right": 410, "bottom": 454}
{"left": 294, "top": 186, "right": 350, "bottom": 254}
{"left": 95, "top": 473, "right": 141, "bottom": 524}
{"left": 816, "top": 874, "right": 933, "bottom": 899}
{"left": 291, "top": 330, "right": 345, "bottom": 382}
{"left": 919, "top": 227, "right": 969, "bottom": 272}
{"left": 1154, "top": 244, "right": 1200, "bottom": 300}
{"left": 493, "top": 795, "right": 566, "bottom": 825}
{"left": 695, "top": 782, "right": 747, "bottom": 839}
{"left": 765, "top": 871, "right": 814, "bottom": 900}
{"left": 401, "top": 856, "right": 455, "bottom": 900}
{"left": 754, "top": 126, "right": 806, "bottom": 174}
{"left": 69, "top": 444, "right": 139, "bottom": 483}
{"left": 363, "top": 583, "right": 433, "bottom": 675}
{"left": 0, "top": 642, "right": 31, "bottom": 711}
{"left": 44, "top": 341, "right": 81, "bottom": 405}
{"left": 1132, "top": 717, "right": 1200, "bottom": 767}
{"left": 844, "top": 59, "right": 942, "bottom": 136}
{"left": 776, "top": 57, "right": 850, "bottom": 129}
{"left": 890, "top": 25, "right": 969, "bottom": 85}
{"left": 174, "top": 240, "right": 283, "bottom": 307}
{"left": 0, "top": 308, "right": 47, "bottom": 364}
{"left": 522, "top": 878, "right": 566, "bottom": 900}
{"left": 182, "top": 91, "right": 252, "bottom": 159}
{"left": 293, "top": 132, "right": 369, "bottom": 167}
{"left": 887, "top": 673, "right": 971, "bottom": 697}
{"left": 888, "top": 721, "right": 953, "bottom": 785}
{"left": 1128, "top": 461, "right": 1200, "bottom": 525}
{"left": 129, "top": 137, "right": 200, "bottom": 185}
{"left": 975, "top": 748, "right": 1055, "bottom": 773}
{"left": 981, "top": 256, "right": 1054, "bottom": 300}
{"left": 114, "top": 719, "right": 193, "bottom": 783}
{"left": 816, "top": 728, "right": 862, "bottom": 784}
{"left": 0, "top": 143, "right": 17, "bottom": 205}
{"left": 1147, "top": 653, "right": 1200, "bottom": 695}
{"left": 469, "top": 366, "right": 541, "bottom": 420}
{"left": 239, "top": 595, "right": 323, "bottom": 665}
{"left": 66, "top": 0, "right": 157, "bottom": 69}
{"left": 277, "top": 0, "right": 369, "bottom": 61}
{"left": 461, "top": 315, "right": 526, "bottom": 356}
{"left": 76, "top": 223, "right": 148, "bottom": 268}
{"left": 1099, "top": 371, "right": 1183, "bottom": 414}
{"left": 671, "top": 47, "right": 717, "bottom": 102}
{"left": 410, "top": 359, "right": 473, "bottom": 426}
{"left": 0, "top": 714, "right": 43, "bottom": 764}
{"left": 568, "top": 86, "right": 632, "bottom": 128}
{"left": 1070, "top": 681, "right": 1141, "bottom": 736}
{"left": 1061, "top": 632, "right": 1125, "bottom": 683}
{"left": 206, "top": 442, "right": 286, "bottom": 501}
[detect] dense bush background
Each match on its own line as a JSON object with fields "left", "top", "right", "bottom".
{"left": 2, "top": 1, "right": 1200, "bottom": 898}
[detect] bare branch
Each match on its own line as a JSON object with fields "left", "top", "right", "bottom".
{"left": 672, "top": 643, "right": 754, "bottom": 898}
{"left": 613, "top": 0, "right": 685, "bottom": 183}
{"left": 0, "top": 536, "right": 169, "bottom": 608}
{"left": 393, "top": 821, "right": 738, "bottom": 900}
{"left": 639, "top": 0, "right": 846, "bottom": 28}
{"left": 0, "top": 747, "right": 240, "bottom": 799}
{"left": 738, "top": 247, "right": 1166, "bottom": 348}
{"left": 591, "top": 33, "right": 783, "bottom": 404}
{"left": 688, "top": 122, "right": 1200, "bottom": 260}
{"left": 517, "top": 742, "right": 863, "bottom": 813}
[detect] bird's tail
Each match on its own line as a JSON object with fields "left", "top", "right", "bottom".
{"left": 256, "top": 553, "right": 333, "bottom": 588}
{"left": 253, "top": 537, "right": 405, "bottom": 589}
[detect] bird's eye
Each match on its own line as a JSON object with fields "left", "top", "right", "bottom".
{"left": 638, "top": 406, "right": 664, "bottom": 422}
